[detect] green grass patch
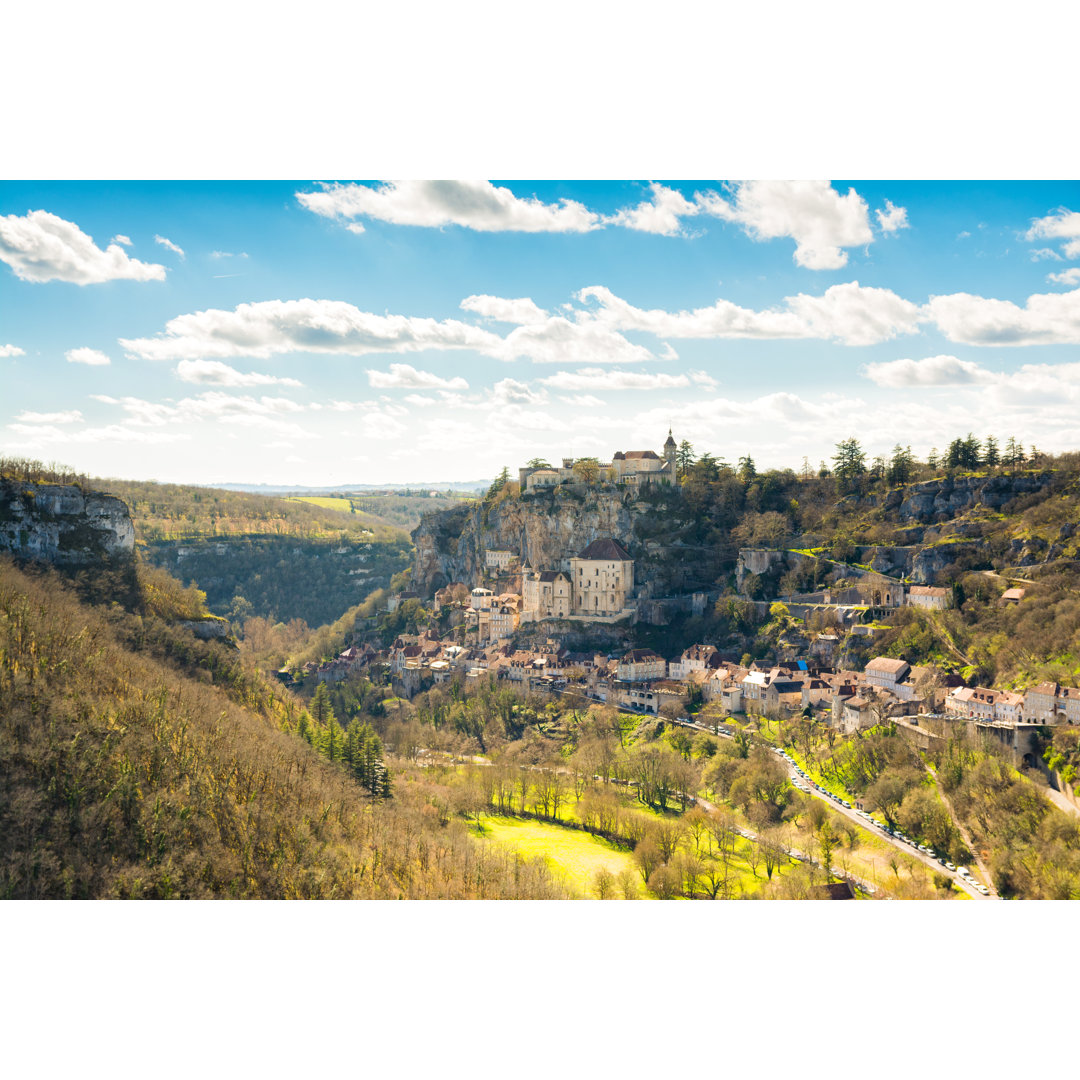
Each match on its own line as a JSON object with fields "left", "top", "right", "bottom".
{"left": 474, "top": 815, "right": 638, "bottom": 897}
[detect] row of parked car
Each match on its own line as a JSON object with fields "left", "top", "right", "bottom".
{"left": 774, "top": 747, "right": 992, "bottom": 896}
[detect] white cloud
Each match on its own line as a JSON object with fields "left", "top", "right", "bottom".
{"left": 605, "top": 183, "right": 700, "bottom": 236}
{"left": 345, "top": 223, "right": 366, "bottom": 235}
{"left": 863, "top": 355, "right": 995, "bottom": 388}
{"left": 1048, "top": 268, "right": 1080, "bottom": 287}
{"left": 66, "top": 347, "right": 111, "bottom": 366}
{"left": 1025, "top": 208, "right": 1080, "bottom": 259}
{"left": 1030, "top": 248, "right": 1063, "bottom": 262}
{"left": 688, "top": 369, "right": 718, "bottom": 388}
{"left": 120, "top": 298, "right": 504, "bottom": 361}
{"left": 695, "top": 180, "right": 874, "bottom": 269}
{"left": 175, "top": 358, "right": 303, "bottom": 387}
{"left": 154, "top": 235, "right": 185, "bottom": 258}
{"left": 112, "top": 234, "right": 132, "bottom": 246}
{"left": 559, "top": 394, "right": 605, "bottom": 407}
{"left": 210, "top": 251, "right": 248, "bottom": 259}
{"left": 491, "top": 378, "right": 547, "bottom": 405}
{"left": 7, "top": 422, "right": 189, "bottom": 445}
{"left": 497, "top": 316, "right": 658, "bottom": 364}
{"left": 579, "top": 281, "right": 921, "bottom": 346}
{"left": 94, "top": 392, "right": 307, "bottom": 438}
{"left": 926, "top": 287, "right": 1080, "bottom": 346}
{"left": 296, "top": 180, "right": 600, "bottom": 233}
{"left": 366, "top": 363, "right": 468, "bottom": 390}
{"left": 403, "top": 394, "right": 439, "bottom": 407}
{"left": 460, "top": 294, "right": 549, "bottom": 325}
{"left": 0, "top": 210, "right": 166, "bottom": 284}
{"left": 13, "top": 409, "right": 83, "bottom": 424}
{"left": 540, "top": 367, "right": 690, "bottom": 391}
{"left": 876, "top": 200, "right": 909, "bottom": 232}
{"left": 0, "top": 344, "right": 25, "bottom": 357}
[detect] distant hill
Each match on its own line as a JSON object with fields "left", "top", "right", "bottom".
{"left": 210, "top": 480, "right": 490, "bottom": 494}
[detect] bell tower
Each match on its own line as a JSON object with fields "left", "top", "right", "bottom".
{"left": 664, "top": 428, "right": 677, "bottom": 472}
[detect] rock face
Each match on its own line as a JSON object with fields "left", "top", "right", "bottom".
{"left": 0, "top": 481, "right": 135, "bottom": 567}
{"left": 896, "top": 473, "right": 1050, "bottom": 522}
{"left": 411, "top": 488, "right": 718, "bottom": 598}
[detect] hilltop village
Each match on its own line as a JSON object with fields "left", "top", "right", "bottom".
{"left": 299, "top": 435, "right": 1080, "bottom": 769}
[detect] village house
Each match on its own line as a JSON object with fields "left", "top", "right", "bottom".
{"left": 617, "top": 648, "right": 667, "bottom": 682}
{"left": 484, "top": 549, "right": 517, "bottom": 571}
{"left": 945, "top": 686, "right": 1025, "bottom": 723}
{"left": 907, "top": 585, "right": 951, "bottom": 610}
{"left": 668, "top": 643, "right": 721, "bottom": 680}
{"left": 1024, "top": 682, "right": 1080, "bottom": 724}
{"left": 864, "top": 657, "right": 911, "bottom": 692}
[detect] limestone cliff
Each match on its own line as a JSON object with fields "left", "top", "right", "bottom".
{"left": 0, "top": 480, "right": 135, "bottom": 567}
{"left": 411, "top": 488, "right": 723, "bottom": 597}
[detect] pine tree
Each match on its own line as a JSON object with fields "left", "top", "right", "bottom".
{"left": 984, "top": 435, "right": 1000, "bottom": 467}
{"left": 676, "top": 440, "right": 696, "bottom": 475}
{"left": 832, "top": 438, "right": 866, "bottom": 483}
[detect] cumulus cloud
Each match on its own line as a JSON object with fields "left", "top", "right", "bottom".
{"left": 296, "top": 180, "right": 600, "bottom": 233}
{"left": 497, "top": 316, "right": 658, "bottom": 364}
{"left": 460, "top": 294, "right": 549, "bottom": 325}
{"left": 112, "top": 234, "right": 132, "bottom": 246}
{"left": 578, "top": 281, "right": 921, "bottom": 346}
{"left": 66, "top": 347, "right": 111, "bottom": 366}
{"left": 605, "top": 183, "right": 700, "bottom": 236}
{"left": 120, "top": 298, "right": 504, "bottom": 361}
{"left": 13, "top": 409, "right": 83, "bottom": 424}
{"left": 926, "top": 287, "right": 1080, "bottom": 346}
{"left": 366, "top": 363, "right": 468, "bottom": 390}
{"left": 92, "top": 392, "right": 307, "bottom": 437}
{"left": 540, "top": 367, "right": 690, "bottom": 391}
{"left": 154, "top": 235, "right": 185, "bottom": 258}
{"left": 0, "top": 344, "right": 25, "bottom": 357}
{"left": 695, "top": 181, "right": 874, "bottom": 269}
{"left": 689, "top": 369, "right": 718, "bottom": 388}
{"left": 876, "top": 200, "right": 909, "bottom": 232}
{"left": 0, "top": 210, "right": 166, "bottom": 284}
{"left": 1025, "top": 208, "right": 1080, "bottom": 259}
{"left": 559, "top": 394, "right": 605, "bottom": 407}
{"left": 175, "top": 358, "right": 303, "bottom": 387}
{"left": 863, "top": 355, "right": 995, "bottom": 388}
{"left": 1048, "top": 268, "right": 1080, "bottom": 287}
{"left": 491, "top": 378, "right": 547, "bottom": 405}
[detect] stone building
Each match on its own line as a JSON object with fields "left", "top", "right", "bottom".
{"left": 519, "top": 431, "right": 677, "bottom": 492}
{"left": 521, "top": 536, "right": 636, "bottom": 622}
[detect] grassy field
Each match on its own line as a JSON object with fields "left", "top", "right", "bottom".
{"left": 475, "top": 816, "right": 638, "bottom": 898}
{"left": 288, "top": 496, "right": 356, "bottom": 514}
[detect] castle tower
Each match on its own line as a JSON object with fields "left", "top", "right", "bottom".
{"left": 664, "top": 429, "right": 677, "bottom": 472}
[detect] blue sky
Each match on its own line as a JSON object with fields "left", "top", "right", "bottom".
{"left": 2, "top": 179, "right": 1079, "bottom": 485}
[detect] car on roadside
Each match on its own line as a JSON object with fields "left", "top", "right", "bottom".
{"left": 945, "top": 862, "right": 957, "bottom": 872}
{"left": 976, "top": 884, "right": 990, "bottom": 895}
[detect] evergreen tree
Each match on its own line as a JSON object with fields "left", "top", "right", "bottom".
{"left": 676, "top": 440, "right": 696, "bottom": 475}
{"left": 832, "top": 438, "right": 866, "bottom": 483}
{"left": 486, "top": 466, "right": 511, "bottom": 500}
{"left": 311, "top": 681, "right": 334, "bottom": 725}
{"left": 984, "top": 435, "right": 1000, "bottom": 467}
{"left": 737, "top": 455, "right": 756, "bottom": 483}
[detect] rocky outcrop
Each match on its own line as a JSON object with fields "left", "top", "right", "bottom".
{"left": 411, "top": 488, "right": 719, "bottom": 597}
{"left": 897, "top": 472, "right": 1051, "bottom": 522}
{"left": 178, "top": 617, "right": 231, "bottom": 640}
{"left": 0, "top": 480, "right": 134, "bottom": 567}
